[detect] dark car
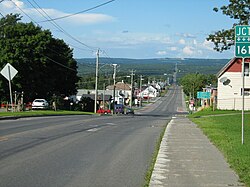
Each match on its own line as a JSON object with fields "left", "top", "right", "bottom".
{"left": 125, "top": 107, "right": 134, "bottom": 115}
{"left": 114, "top": 104, "right": 124, "bottom": 114}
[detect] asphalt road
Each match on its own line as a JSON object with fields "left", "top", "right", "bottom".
{"left": 0, "top": 86, "right": 184, "bottom": 187}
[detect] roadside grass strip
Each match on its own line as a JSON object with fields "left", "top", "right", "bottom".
{"left": 0, "top": 110, "right": 93, "bottom": 117}
{"left": 189, "top": 110, "right": 250, "bottom": 187}
{"left": 143, "top": 122, "right": 167, "bottom": 187}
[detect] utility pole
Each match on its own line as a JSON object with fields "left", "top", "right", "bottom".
{"left": 103, "top": 83, "right": 105, "bottom": 109}
{"left": 140, "top": 75, "right": 143, "bottom": 107}
{"left": 147, "top": 77, "right": 150, "bottom": 103}
{"left": 112, "top": 64, "right": 117, "bottom": 114}
{"left": 94, "top": 49, "right": 99, "bottom": 113}
{"left": 130, "top": 70, "right": 135, "bottom": 108}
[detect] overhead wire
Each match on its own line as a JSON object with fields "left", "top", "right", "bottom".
{"left": 8, "top": 0, "right": 99, "bottom": 72}
{"left": 9, "top": 0, "right": 117, "bottom": 77}
{"left": 28, "top": 0, "right": 117, "bottom": 66}
{"left": 38, "top": 0, "right": 116, "bottom": 23}
{"left": 8, "top": 0, "right": 79, "bottom": 71}
{"left": 28, "top": 0, "right": 96, "bottom": 51}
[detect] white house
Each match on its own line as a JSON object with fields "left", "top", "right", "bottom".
{"left": 217, "top": 58, "right": 250, "bottom": 110}
{"left": 106, "top": 81, "right": 132, "bottom": 105}
{"left": 139, "top": 85, "right": 159, "bottom": 99}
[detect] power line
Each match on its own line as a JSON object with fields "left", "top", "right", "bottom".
{"left": 9, "top": 0, "right": 38, "bottom": 23}
{"left": 7, "top": 0, "right": 117, "bottom": 77}
{"left": 46, "top": 56, "right": 77, "bottom": 72}
{"left": 28, "top": 0, "right": 96, "bottom": 51}
{"left": 6, "top": 0, "right": 81, "bottom": 72}
{"left": 38, "top": 0, "right": 116, "bottom": 23}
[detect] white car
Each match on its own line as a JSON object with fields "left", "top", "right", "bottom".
{"left": 32, "top": 99, "right": 49, "bottom": 110}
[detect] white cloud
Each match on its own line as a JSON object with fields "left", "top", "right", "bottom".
{"left": 96, "top": 32, "right": 172, "bottom": 47}
{"left": 202, "top": 40, "right": 214, "bottom": 51}
{"left": 179, "top": 39, "right": 186, "bottom": 45}
{"left": 1, "top": 0, "right": 24, "bottom": 9}
{"left": 37, "top": 8, "right": 115, "bottom": 25}
{"left": 193, "top": 39, "right": 197, "bottom": 45}
{"left": 176, "top": 33, "right": 196, "bottom": 39}
{"left": 156, "top": 51, "right": 167, "bottom": 55}
{"left": 170, "top": 47, "right": 177, "bottom": 51}
{"left": 183, "top": 46, "right": 194, "bottom": 56}
{"left": 0, "top": 1, "right": 115, "bottom": 25}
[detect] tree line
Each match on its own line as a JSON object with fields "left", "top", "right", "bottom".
{"left": 0, "top": 14, "right": 79, "bottom": 103}
{"left": 180, "top": 73, "right": 217, "bottom": 99}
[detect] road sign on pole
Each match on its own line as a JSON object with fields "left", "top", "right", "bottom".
{"left": 235, "top": 25, "right": 250, "bottom": 145}
{"left": 0, "top": 63, "right": 18, "bottom": 112}
{"left": 1, "top": 63, "right": 18, "bottom": 81}
{"left": 197, "top": 92, "right": 211, "bottom": 99}
{"left": 235, "top": 25, "right": 250, "bottom": 58}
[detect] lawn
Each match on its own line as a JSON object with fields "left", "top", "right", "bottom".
{"left": 0, "top": 110, "right": 93, "bottom": 117}
{"left": 189, "top": 109, "right": 250, "bottom": 186}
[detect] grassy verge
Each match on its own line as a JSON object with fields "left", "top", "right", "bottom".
{"left": 190, "top": 108, "right": 244, "bottom": 118}
{"left": 0, "top": 110, "right": 93, "bottom": 117}
{"left": 189, "top": 109, "right": 250, "bottom": 186}
{"left": 143, "top": 123, "right": 167, "bottom": 187}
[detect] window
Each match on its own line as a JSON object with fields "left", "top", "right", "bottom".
{"left": 244, "top": 63, "right": 249, "bottom": 76}
{"left": 241, "top": 88, "right": 250, "bottom": 96}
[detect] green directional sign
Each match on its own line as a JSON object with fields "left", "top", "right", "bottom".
{"left": 197, "top": 92, "right": 211, "bottom": 99}
{"left": 235, "top": 25, "right": 250, "bottom": 58}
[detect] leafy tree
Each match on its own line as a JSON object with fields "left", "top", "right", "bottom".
{"left": 207, "top": 0, "right": 250, "bottom": 52}
{"left": 0, "top": 14, "right": 78, "bottom": 103}
{"left": 180, "top": 73, "right": 217, "bottom": 98}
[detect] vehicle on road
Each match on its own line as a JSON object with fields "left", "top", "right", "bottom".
{"left": 32, "top": 99, "right": 49, "bottom": 110}
{"left": 114, "top": 104, "right": 124, "bottom": 114}
{"left": 124, "top": 107, "right": 134, "bottom": 115}
{"left": 97, "top": 108, "right": 111, "bottom": 114}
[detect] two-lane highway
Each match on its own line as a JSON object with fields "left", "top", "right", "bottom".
{"left": 0, "top": 86, "right": 185, "bottom": 187}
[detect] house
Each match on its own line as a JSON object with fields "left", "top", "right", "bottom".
{"left": 106, "top": 81, "right": 132, "bottom": 105}
{"left": 139, "top": 85, "right": 159, "bottom": 99}
{"left": 76, "top": 89, "right": 113, "bottom": 102}
{"left": 217, "top": 58, "right": 250, "bottom": 110}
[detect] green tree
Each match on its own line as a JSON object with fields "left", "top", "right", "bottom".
{"left": 180, "top": 73, "right": 216, "bottom": 98}
{"left": 207, "top": 0, "right": 249, "bottom": 52}
{"left": 0, "top": 14, "right": 78, "bottom": 102}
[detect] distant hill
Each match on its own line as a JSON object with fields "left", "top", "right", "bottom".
{"left": 76, "top": 58, "right": 229, "bottom": 77}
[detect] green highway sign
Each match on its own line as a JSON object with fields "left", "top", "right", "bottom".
{"left": 235, "top": 25, "right": 250, "bottom": 58}
{"left": 197, "top": 92, "right": 211, "bottom": 99}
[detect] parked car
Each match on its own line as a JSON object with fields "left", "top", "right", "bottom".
{"left": 97, "top": 108, "right": 111, "bottom": 114}
{"left": 114, "top": 104, "right": 124, "bottom": 114}
{"left": 124, "top": 107, "right": 134, "bottom": 115}
{"left": 32, "top": 99, "right": 49, "bottom": 110}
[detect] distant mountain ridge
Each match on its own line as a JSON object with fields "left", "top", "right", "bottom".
{"left": 76, "top": 57, "right": 230, "bottom": 76}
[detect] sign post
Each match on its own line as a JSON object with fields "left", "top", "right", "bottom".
{"left": 0, "top": 63, "right": 18, "bottom": 112}
{"left": 235, "top": 25, "right": 250, "bottom": 144}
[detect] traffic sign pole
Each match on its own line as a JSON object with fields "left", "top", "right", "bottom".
{"left": 0, "top": 63, "right": 18, "bottom": 112}
{"left": 242, "top": 58, "right": 245, "bottom": 145}
{"left": 8, "top": 65, "right": 14, "bottom": 112}
{"left": 235, "top": 25, "right": 250, "bottom": 145}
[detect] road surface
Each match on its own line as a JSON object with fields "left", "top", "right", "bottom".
{"left": 0, "top": 86, "right": 184, "bottom": 187}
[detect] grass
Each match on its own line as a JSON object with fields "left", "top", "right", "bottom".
{"left": 0, "top": 110, "right": 93, "bottom": 117}
{"left": 189, "top": 109, "right": 250, "bottom": 187}
{"left": 189, "top": 107, "right": 244, "bottom": 118}
{"left": 143, "top": 122, "right": 167, "bottom": 187}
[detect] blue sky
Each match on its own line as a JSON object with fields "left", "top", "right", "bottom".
{"left": 0, "top": 0, "right": 236, "bottom": 59}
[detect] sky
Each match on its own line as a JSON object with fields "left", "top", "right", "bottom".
{"left": 0, "top": 0, "right": 236, "bottom": 59}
